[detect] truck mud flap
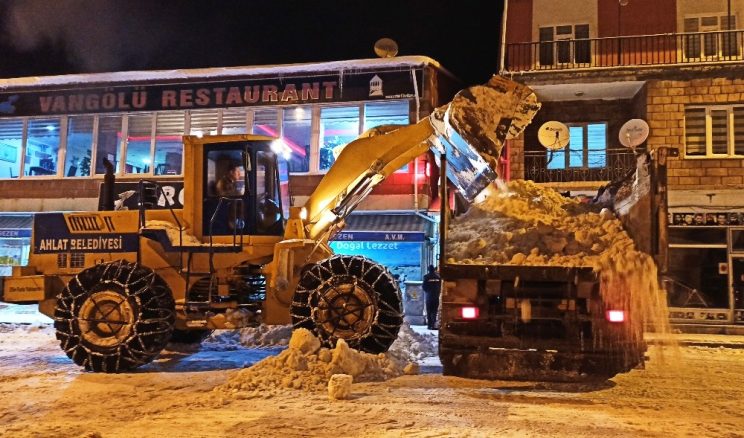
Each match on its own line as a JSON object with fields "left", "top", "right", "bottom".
{"left": 440, "top": 348, "right": 643, "bottom": 383}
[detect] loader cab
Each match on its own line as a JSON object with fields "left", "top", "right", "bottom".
{"left": 183, "top": 135, "right": 290, "bottom": 239}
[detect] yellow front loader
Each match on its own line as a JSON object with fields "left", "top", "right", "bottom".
{"left": 0, "top": 76, "right": 539, "bottom": 372}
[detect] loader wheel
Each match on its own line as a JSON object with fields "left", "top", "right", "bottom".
{"left": 53, "top": 260, "right": 175, "bottom": 372}
{"left": 290, "top": 255, "right": 403, "bottom": 354}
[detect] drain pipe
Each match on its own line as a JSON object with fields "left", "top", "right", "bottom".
{"left": 499, "top": 1, "right": 509, "bottom": 74}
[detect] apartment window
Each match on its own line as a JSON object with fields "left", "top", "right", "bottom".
{"left": 685, "top": 105, "right": 744, "bottom": 157}
{"left": 25, "top": 118, "right": 61, "bottom": 176}
{"left": 684, "top": 15, "right": 740, "bottom": 60}
{"left": 547, "top": 122, "right": 606, "bottom": 169}
{"left": 539, "top": 24, "right": 590, "bottom": 66}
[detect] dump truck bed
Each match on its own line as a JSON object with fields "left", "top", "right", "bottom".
{"left": 438, "top": 262, "right": 646, "bottom": 382}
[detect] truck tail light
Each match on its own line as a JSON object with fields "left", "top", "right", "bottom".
{"left": 606, "top": 310, "right": 625, "bottom": 323}
{"left": 461, "top": 306, "right": 479, "bottom": 319}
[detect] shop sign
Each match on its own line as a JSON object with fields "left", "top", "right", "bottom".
{"left": 0, "top": 229, "right": 32, "bottom": 238}
{"left": 332, "top": 231, "right": 426, "bottom": 242}
{"left": 0, "top": 70, "right": 420, "bottom": 117}
{"left": 671, "top": 212, "right": 743, "bottom": 226}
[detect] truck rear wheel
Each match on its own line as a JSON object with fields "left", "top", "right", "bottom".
{"left": 53, "top": 260, "right": 175, "bottom": 372}
{"left": 290, "top": 255, "right": 403, "bottom": 354}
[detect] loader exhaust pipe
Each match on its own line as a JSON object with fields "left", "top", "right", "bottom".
{"left": 98, "top": 157, "right": 116, "bottom": 211}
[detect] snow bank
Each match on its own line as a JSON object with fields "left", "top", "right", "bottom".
{"left": 216, "top": 328, "right": 411, "bottom": 398}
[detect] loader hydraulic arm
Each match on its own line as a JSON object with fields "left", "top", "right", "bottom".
{"left": 295, "top": 75, "right": 541, "bottom": 243}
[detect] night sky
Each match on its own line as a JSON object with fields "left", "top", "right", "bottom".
{"left": 0, "top": 0, "right": 504, "bottom": 86}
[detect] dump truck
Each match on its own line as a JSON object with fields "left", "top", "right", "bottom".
{"left": 437, "top": 147, "right": 675, "bottom": 382}
{"left": 0, "top": 76, "right": 540, "bottom": 373}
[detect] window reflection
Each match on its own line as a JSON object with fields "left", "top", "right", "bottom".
{"left": 320, "top": 106, "right": 360, "bottom": 170}
{"left": 126, "top": 114, "right": 153, "bottom": 174}
{"left": 282, "top": 106, "right": 310, "bottom": 172}
{"left": 25, "top": 118, "right": 61, "bottom": 176}
{"left": 154, "top": 112, "right": 185, "bottom": 175}
{"left": 0, "top": 119, "right": 23, "bottom": 178}
{"left": 95, "top": 116, "right": 122, "bottom": 174}
{"left": 65, "top": 116, "right": 93, "bottom": 177}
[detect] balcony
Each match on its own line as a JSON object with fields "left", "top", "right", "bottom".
{"left": 524, "top": 148, "right": 637, "bottom": 184}
{"left": 504, "top": 30, "right": 744, "bottom": 73}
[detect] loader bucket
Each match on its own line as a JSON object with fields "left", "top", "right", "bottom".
{"left": 428, "top": 76, "right": 540, "bottom": 202}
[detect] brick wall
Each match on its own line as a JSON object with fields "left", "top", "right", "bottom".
{"left": 646, "top": 78, "right": 744, "bottom": 191}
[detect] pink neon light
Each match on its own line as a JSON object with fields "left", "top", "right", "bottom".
{"left": 254, "top": 125, "right": 307, "bottom": 157}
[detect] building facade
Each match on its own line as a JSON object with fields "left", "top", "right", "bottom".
{"left": 0, "top": 56, "right": 459, "bottom": 281}
{"left": 502, "top": 0, "right": 744, "bottom": 327}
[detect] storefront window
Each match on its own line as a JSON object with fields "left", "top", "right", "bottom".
{"left": 64, "top": 115, "right": 94, "bottom": 177}
{"left": 125, "top": 114, "right": 153, "bottom": 174}
{"left": 364, "top": 101, "right": 411, "bottom": 172}
{"left": 0, "top": 119, "right": 23, "bottom": 179}
{"left": 253, "top": 108, "right": 279, "bottom": 137}
{"left": 95, "top": 116, "right": 123, "bottom": 174}
{"left": 154, "top": 112, "right": 185, "bottom": 175}
{"left": 320, "top": 106, "right": 360, "bottom": 170}
{"left": 24, "top": 118, "right": 61, "bottom": 176}
{"left": 667, "top": 247, "right": 729, "bottom": 308}
{"left": 363, "top": 101, "right": 409, "bottom": 130}
{"left": 190, "top": 109, "right": 218, "bottom": 136}
{"left": 222, "top": 108, "right": 249, "bottom": 134}
{"left": 282, "top": 106, "right": 311, "bottom": 173}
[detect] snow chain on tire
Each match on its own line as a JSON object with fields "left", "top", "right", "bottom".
{"left": 53, "top": 260, "right": 175, "bottom": 372}
{"left": 290, "top": 255, "right": 403, "bottom": 354}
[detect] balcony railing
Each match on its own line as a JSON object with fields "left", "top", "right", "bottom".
{"left": 505, "top": 30, "right": 744, "bottom": 72}
{"left": 524, "top": 148, "right": 637, "bottom": 183}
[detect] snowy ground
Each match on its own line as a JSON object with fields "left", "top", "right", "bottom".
{"left": 1, "top": 306, "right": 744, "bottom": 437}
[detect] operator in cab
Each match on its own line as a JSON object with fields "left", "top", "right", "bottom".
{"left": 216, "top": 161, "right": 243, "bottom": 197}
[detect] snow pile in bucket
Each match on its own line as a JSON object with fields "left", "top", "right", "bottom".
{"left": 446, "top": 179, "right": 673, "bottom": 338}
{"left": 216, "top": 328, "right": 410, "bottom": 397}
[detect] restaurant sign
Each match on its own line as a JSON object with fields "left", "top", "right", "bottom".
{"left": 0, "top": 70, "right": 420, "bottom": 117}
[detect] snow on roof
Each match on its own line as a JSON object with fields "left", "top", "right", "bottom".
{"left": 0, "top": 56, "right": 448, "bottom": 90}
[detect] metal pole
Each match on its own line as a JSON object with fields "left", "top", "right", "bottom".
{"left": 499, "top": 0, "right": 510, "bottom": 74}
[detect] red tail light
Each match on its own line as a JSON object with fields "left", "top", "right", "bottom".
{"left": 461, "top": 306, "right": 479, "bottom": 319}
{"left": 606, "top": 310, "right": 625, "bottom": 323}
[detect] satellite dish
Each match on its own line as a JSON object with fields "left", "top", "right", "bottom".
{"left": 537, "top": 121, "right": 570, "bottom": 150}
{"left": 619, "top": 119, "right": 650, "bottom": 148}
{"left": 374, "top": 38, "right": 399, "bottom": 58}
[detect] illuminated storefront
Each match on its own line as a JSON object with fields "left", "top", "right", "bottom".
{"left": 0, "top": 56, "right": 458, "bottom": 280}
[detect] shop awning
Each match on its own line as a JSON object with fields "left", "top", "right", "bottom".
{"left": 332, "top": 213, "right": 431, "bottom": 242}
{"left": 0, "top": 215, "right": 32, "bottom": 238}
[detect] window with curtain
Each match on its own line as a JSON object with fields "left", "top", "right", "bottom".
{"left": 222, "top": 108, "right": 250, "bottom": 134}
{"left": 154, "top": 111, "right": 185, "bottom": 175}
{"left": 547, "top": 122, "right": 606, "bottom": 169}
{"left": 190, "top": 109, "right": 218, "bottom": 136}
{"left": 685, "top": 105, "right": 744, "bottom": 157}
{"left": 64, "top": 115, "right": 94, "bottom": 177}
{"left": 95, "top": 115, "right": 123, "bottom": 174}
{"left": 24, "top": 118, "right": 61, "bottom": 176}
{"left": 0, "top": 119, "right": 23, "bottom": 179}
{"left": 125, "top": 113, "right": 153, "bottom": 174}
